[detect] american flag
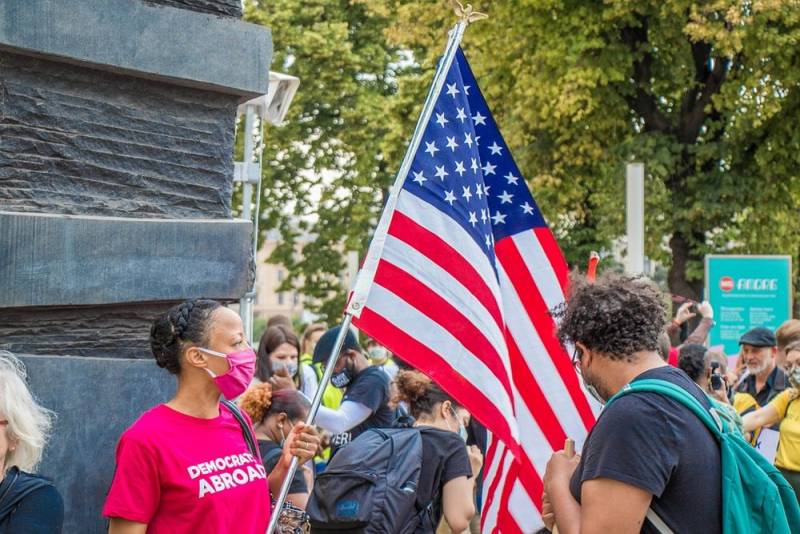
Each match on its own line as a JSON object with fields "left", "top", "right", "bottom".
{"left": 348, "top": 47, "right": 599, "bottom": 533}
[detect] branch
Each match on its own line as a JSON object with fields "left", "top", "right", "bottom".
{"left": 677, "top": 44, "right": 731, "bottom": 143}
{"left": 620, "top": 15, "right": 671, "bottom": 133}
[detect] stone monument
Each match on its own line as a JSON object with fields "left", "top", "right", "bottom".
{"left": 0, "top": 0, "right": 272, "bottom": 530}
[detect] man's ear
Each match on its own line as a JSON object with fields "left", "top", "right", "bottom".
{"left": 575, "top": 341, "right": 590, "bottom": 364}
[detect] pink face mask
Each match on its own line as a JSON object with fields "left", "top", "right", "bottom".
{"left": 199, "top": 347, "right": 256, "bottom": 399}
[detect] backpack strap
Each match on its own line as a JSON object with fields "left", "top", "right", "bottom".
{"left": 606, "top": 379, "right": 717, "bottom": 534}
{"left": 646, "top": 508, "right": 675, "bottom": 534}
{"left": 221, "top": 399, "right": 259, "bottom": 458}
{"left": 606, "top": 378, "right": 725, "bottom": 438}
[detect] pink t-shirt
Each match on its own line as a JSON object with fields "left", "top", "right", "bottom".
{"left": 103, "top": 403, "right": 270, "bottom": 533}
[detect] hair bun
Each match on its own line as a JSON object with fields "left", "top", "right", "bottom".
{"left": 238, "top": 383, "right": 273, "bottom": 423}
{"left": 396, "top": 370, "right": 431, "bottom": 404}
{"left": 150, "top": 315, "right": 180, "bottom": 372}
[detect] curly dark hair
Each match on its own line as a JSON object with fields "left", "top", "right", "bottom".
{"left": 149, "top": 299, "right": 222, "bottom": 374}
{"left": 553, "top": 273, "right": 667, "bottom": 361}
{"left": 678, "top": 344, "right": 709, "bottom": 382}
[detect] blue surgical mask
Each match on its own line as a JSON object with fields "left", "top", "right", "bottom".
{"left": 272, "top": 360, "right": 298, "bottom": 378}
{"left": 448, "top": 408, "right": 468, "bottom": 442}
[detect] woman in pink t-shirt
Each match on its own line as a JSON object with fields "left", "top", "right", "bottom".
{"left": 103, "top": 299, "right": 320, "bottom": 534}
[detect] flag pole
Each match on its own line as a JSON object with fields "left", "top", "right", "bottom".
{"left": 347, "top": 10, "right": 481, "bottom": 316}
{"left": 266, "top": 7, "right": 485, "bottom": 534}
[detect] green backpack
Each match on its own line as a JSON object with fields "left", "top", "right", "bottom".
{"left": 606, "top": 378, "right": 800, "bottom": 534}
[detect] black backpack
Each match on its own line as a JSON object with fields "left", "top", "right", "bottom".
{"left": 307, "top": 428, "right": 432, "bottom": 533}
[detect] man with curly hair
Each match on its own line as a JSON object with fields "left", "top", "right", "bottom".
{"left": 542, "top": 274, "right": 722, "bottom": 534}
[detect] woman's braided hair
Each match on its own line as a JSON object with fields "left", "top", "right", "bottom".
{"left": 149, "top": 299, "right": 222, "bottom": 374}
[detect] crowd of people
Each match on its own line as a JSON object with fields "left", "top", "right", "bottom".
{"left": 2, "top": 276, "right": 800, "bottom": 533}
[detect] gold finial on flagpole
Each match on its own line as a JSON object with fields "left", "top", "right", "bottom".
{"left": 450, "top": 0, "right": 488, "bottom": 23}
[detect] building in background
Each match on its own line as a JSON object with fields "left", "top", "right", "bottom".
{"left": 253, "top": 232, "right": 358, "bottom": 327}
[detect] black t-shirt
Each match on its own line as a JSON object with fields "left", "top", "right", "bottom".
{"left": 415, "top": 427, "right": 472, "bottom": 531}
{"left": 330, "top": 366, "right": 395, "bottom": 456}
{"left": 736, "top": 365, "right": 787, "bottom": 407}
{"left": 258, "top": 440, "right": 308, "bottom": 494}
{"left": 569, "top": 366, "right": 722, "bottom": 534}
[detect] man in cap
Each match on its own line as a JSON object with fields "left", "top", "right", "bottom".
{"left": 736, "top": 326, "right": 787, "bottom": 406}
{"left": 312, "top": 326, "right": 395, "bottom": 457}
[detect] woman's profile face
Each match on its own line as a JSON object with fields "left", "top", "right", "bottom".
{"left": 270, "top": 342, "right": 299, "bottom": 372}
{"left": 203, "top": 307, "right": 248, "bottom": 376}
{"left": 0, "top": 415, "right": 11, "bottom": 466}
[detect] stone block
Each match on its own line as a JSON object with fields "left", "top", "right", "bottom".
{"left": 19, "top": 354, "right": 176, "bottom": 533}
{"left": 0, "top": 0, "right": 272, "bottom": 98}
{"left": 0, "top": 52, "right": 238, "bottom": 218}
{"left": 0, "top": 302, "right": 178, "bottom": 359}
{"left": 0, "top": 211, "right": 255, "bottom": 307}
{"left": 145, "top": 0, "right": 242, "bottom": 18}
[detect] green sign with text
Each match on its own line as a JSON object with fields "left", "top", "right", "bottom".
{"left": 705, "top": 255, "right": 793, "bottom": 355}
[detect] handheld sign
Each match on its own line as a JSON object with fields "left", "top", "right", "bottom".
{"left": 754, "top": 428, "right": 780, "bottom": 465}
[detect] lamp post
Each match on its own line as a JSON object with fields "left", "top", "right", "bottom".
{"left": 234, "top": 71, "right": 300, "bottom": 343}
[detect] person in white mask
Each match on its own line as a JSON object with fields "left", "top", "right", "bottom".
{"left": 542, "top": 274, "right": 723, "bottom": 534}
{"left": 365, "top": 338, "right": 399, "bottom": 380}
{"left": 255, "top": 325, "right": 319, "bottom": 400}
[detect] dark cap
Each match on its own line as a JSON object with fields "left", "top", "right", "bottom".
{"left": 312, "top": 325, "right": 361, "bottom": 365}
{"left": 739, "top": 327, "right": 777, "bottom": 348}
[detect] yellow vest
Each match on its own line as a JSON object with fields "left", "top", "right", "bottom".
{"left": 300, "top": 354, "right": 343, "bottom": 410}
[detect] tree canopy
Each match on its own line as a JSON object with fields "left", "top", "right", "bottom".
{"left": 247, "top": 0, "right": 800, "bottom": 323}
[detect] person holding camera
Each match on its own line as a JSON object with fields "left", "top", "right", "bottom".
{"left": 677, "top": 344, "right": 743, "bottom": 434}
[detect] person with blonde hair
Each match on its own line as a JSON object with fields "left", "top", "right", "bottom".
{"left": 0, "top": 350, "right": 63, "bottom": 532}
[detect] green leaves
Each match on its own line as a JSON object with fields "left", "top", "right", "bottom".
{"left": 248, "top": 0, "right": 800, "bottom": 321}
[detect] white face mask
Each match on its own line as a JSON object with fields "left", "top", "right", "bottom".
{"left": 577, "top": 349, "right": 606, "bottom": 405}
{"left": 368, "top": 347, "right": 389, "bottom": 364}
{"left": 446, "top": 407, "right": 468, "bottom": 442}
{"left": 582, "top": 376, "right": 606, "bottom": 405}
{"left": 272, "top": 360, "right": 298, "bottom": 377}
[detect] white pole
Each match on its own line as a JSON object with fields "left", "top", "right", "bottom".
{"left": 625, "top": 162, "right": 645, "bottom": 275}
{"left": 240, "top": 105, "right": 256, "bottom": 343}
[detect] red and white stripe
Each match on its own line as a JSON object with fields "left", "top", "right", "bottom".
{"left": 350, "top": 189, "right": 598, "bottom": 532}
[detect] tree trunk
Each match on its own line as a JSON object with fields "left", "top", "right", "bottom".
{"left": 667, "top": 231, "right": 704, "bottom": 302}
